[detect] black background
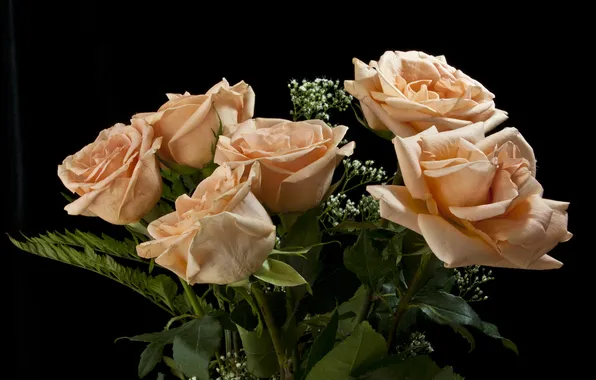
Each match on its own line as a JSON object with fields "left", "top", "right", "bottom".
{"left": 2, "top": 2, "right": 590, "bottom": 379}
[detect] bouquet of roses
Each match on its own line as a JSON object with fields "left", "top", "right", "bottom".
{"left": 10, "top": 50, "right": 572, "bottom": 380}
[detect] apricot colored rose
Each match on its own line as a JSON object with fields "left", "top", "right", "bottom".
{"left": 368, "top": 123, "right": 571, "bottom": 269}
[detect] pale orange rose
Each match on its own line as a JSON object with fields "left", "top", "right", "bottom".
{"left": 367, "top": 122, "right": 572, "bottom": 269}
{"left": 58, "top": 119, "right": 162, "bottom": 225}
{"left": 134, "top": 79, "right": 255, "bottom": 168}
{"left": 136, "top": 163, "right": 275, "bottom": 285}
{"left": 214, "top": 118, "right": 355, "bottom": 213}
{"left": 344, "top": 51, "right": 508, "bottom": 137}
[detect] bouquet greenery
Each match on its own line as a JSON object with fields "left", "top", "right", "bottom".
{"left": 10, "top": 50, "right": 571, "bottom": 380}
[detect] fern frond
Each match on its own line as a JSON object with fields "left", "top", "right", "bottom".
{"left": 27, "top": 229, "right": 145, "bottom": 263}
{"left": 9, "top": 235, "right": 178, "bottom": 316}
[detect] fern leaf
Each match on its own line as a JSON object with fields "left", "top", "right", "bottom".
{"left": 9, "top": 235, "right": 177, "bottom": 316}
{"left": 27, "top": 229, "right": 145, "bottom": 263}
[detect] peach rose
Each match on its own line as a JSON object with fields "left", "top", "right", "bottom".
{"left": 214, "top": 118, "right": 355, "bottom": 213}
{"left": 136, "top": 163, "right": 275, "bottom": 285}
{"left": 58, "top": 119, "right": 162, "bottom": 225}
{"left": 367, "top": 122, "right": 572, "bottom": 269}
{"left": 344, "top": 51, "right": 508, "bottom": 137}
{"left": 134, "top": 79, "right": 255, "bottom": 168}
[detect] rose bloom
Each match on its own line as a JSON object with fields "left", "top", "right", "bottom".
{"left": 134, "top": 79, "right": 254, "bottom": 169}
{"left": 214, "top": 118, "right": 355, "bottom": 213}
{"left": 344, "top": 51, "right": 508, "bottom": 137}
{"left": 58, "top": 119, "right": 162, "bottom": 225}
{"left": 136, "top": 163, "right": 275, "bottom": 285}
{"left": 367, "top": 123, "right": 572, "bottom": 269}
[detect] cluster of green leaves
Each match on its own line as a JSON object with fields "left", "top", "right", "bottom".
{"left": 122, "top": 315, "right": 222, "bottom": 379}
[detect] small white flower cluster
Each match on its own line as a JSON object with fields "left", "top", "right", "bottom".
{"left": 288, "top": 78, "right": 352, "bottom": 122}
{"left": 214, "top": 351, "right": 259, "bottom": 380}
{"left": 358, "top": 195, "right": 380, "bottom": 222}
{"left": 322, "top": 193, "right": 360, "bottom": 227}
{"left": 344, "top": 159, "right": 387, "bottom": 185}
{"left": 398, "top": 332, "right": 434, "bottom": 357}
{"left": 455, "top": 265, "right": 494, "bottom": 302}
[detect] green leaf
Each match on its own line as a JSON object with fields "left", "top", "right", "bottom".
{"left": 237, "top": 325, "right": 279, "bottom": 378}
{"left": 344, "top": 230, "right": 391, "bottom": 289}
{"left": 148, "top": 275, "right": 178, "bottom": 312}
{"left": 172, "top": 316, "right": 222, "bottom": 379}
{"left": 9, "top": 235, "right": 177, "bottom": 315}
{"left": 403, "top": 249, "right": 443, "bottom": 296}
{"left": 270, "top": 241, "right": 340, "bottom": 259}
{"left": 120, "top": 319, "right": 198, "bottom": 344}
{"left": 163, "top": 356, "right": 186, "bottom": 380}
{"left": 434, "top": 366, "right": 465, "bottom": 380}
{"left": 302, "top": 309, "right": 340, "bottom": 379}
{"left": 61, "top": 191, "right": 75, "bottom": 203}
{"left": 138, "top": 342, "right": 164, "bottom": 379}
{"left": 479, "top": 321, "right": 519, "bottom": 355}
{"left": 332, "top": 220, "right": 380, "bottom": 233}
{"left": 305, "top": 322, "right": 386, "bottom": 380}
{"left": 412, "top": 291, "right": 480, "bottom": 351}
{"left": 356, "top": 355, "right": 463, "bottom": 380}
{"left": 231, "top": 299, "right": 258, "bottom": 331}
{"left": 419, "top": 267, "right": 455, "bottom": 294}
{"left": 160, "top": 167, "right": 188, "bottom": 201}
{"left": 337, "top": 285, "right": 370, "bottom": 339}
{"left": 254, "top": 259, "right": 311, "bottom": 293}
{"left": 172, "top": 294, "right": 192, "bottom": 315}
{"left": 233, "top": 287, "right": 264, "bottom": 336}
{"left": 280, "top": 207, "right": 323, "bottom": 286}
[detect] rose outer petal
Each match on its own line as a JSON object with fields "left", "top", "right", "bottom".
{"left": 367, "top": 185, "right": 428, "bottom": 233}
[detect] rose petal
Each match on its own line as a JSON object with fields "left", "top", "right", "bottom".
{"left": 418, "top": 122, "right": 486, "bottom": 159}
{"left": 367, "top": 185, "right": 428, "bottom": 233}
{"left": 481, "top": 109, "right": 508, "bottom": 132}
{"left": 424, "top": 160, "right": 496, "bottom": 211}
{"left": 153, "top": 232, "right": 196, "bottom": 280}
{"left": 347, "top": 79, "right": 417, "bottom": 136}
{"left": 491, "top": 169, "right": 519, "bottom": 202}
{"left": 392, "top": 127, "right": 438, "bottom": 201}
{"left": 186, "top": 211, "right": 275, "bottom": 284}
{"left": 168, "top": 98, "right": 219, "bottom": 168}
{"left": 450, "top": 199, "right": 513, "bottom": 221}
{"left": 262, "top": 142, "right": 354, "bottom": 213}
{"left": 417, "top": 214, "right": 500, "bottom": 268}
{"left": 475, "top": 194, "right": 554, "bottom": 248}
{"left": 475, "top": 127, "right": 536, "bottom": 176}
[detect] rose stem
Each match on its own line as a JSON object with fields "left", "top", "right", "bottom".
{"left": 180, "top": 278, "right": 205, "bottom": 317}
{"left": 252, "top": 282, "right": 291, "bottom": 380}
{"left": 386, "top": 251, "right": 432, "bottom": 351}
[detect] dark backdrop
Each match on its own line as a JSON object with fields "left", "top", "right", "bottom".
{"left": 3, "top": 2, "right": 589, "bottom": 379}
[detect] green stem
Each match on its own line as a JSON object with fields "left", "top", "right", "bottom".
{"left": 252, "top": 283, "right": 291, "bottom": 380}
{"left": 386, "top": 253, "right": 433, "bottom": 352}
{"left": 180, "top": 278, "right": 205, "bottom": 317}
